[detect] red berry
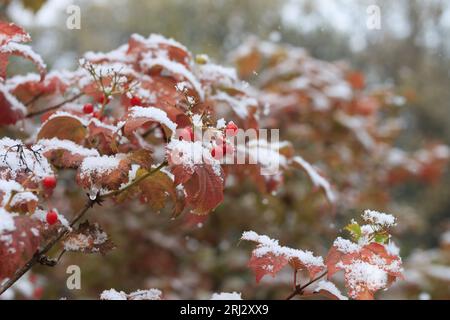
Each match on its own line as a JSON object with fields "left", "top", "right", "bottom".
{"left": 178, "top": 127, "right": 194, "bottom": 141}
{"left": 82, "top": 103, "right": 94, "bottom": 114}
{"left": 225, "top": 121, "right": 238, "bottom": 136}
{"left": 130, "top": 96, "right": 142, "bottom": 106}
{"left": 42, "top": 176, "right": 57, "bottom": 189}
{"left": 46, "top": 210, "right": 58, "bottom": 225}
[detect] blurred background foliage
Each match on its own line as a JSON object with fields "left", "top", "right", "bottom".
{"left": 1, "top": 0, "right": 449, "bottom": 299}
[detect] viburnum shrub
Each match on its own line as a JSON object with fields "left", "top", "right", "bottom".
{"left": 0, "top": 22, "right": 447, "bottom": 300}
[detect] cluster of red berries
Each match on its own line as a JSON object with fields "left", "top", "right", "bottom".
{"left": 177, "top": 122, "right": 239, "bottom": 160}
{"left": 82, "top": 103, "right": 103, "bottom": 119}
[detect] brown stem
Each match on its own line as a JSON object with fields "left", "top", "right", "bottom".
{"left": 26, "top": 92, "right": 83, "bottom": 118}
{"left": 0, "top": 198, "right": 94, "bottom": 295}
{"left": 0, "top": 160, "right": 168, "bottom": 296}
{"left": 285, "top": 270, "right": 328, "bottom": 300}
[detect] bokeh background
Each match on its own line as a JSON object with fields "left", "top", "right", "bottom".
{"left": 1, "top": 0, "right": 449, "bottom": 299}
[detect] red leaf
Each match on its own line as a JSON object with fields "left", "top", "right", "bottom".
{"left": 248, "top": 251, "right": 289, "bottom": 283}
{"left": 0, "top": 215, "right": 43, "bottom": 282}
{"left": 0, "top": 83, "right": 26, "bottom": 125}
{"left": 326, "top": 239, "right": 403, "bottom": 300}
{"left": 0, "top": 43, "right": 46, "bottom": 80}
{"left": 0, "top": 21, "right": 30, "bottom": 46}
{"left": 181, "top": 164, "right": 224, "bottom": 215}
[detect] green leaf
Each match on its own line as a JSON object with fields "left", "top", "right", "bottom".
{"left": 345, "top": 222, "right": 362, "bottom": 241}
{"left": 374, "top": 233, "right": 389, "bottom": 244}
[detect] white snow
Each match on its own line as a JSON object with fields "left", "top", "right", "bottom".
{"left": 100, "top": 288, "right": 162, "bottom": 300}
{"left": 100, "top": 289, "right": 127, "bottom": 300}
{"left": 79, "top": 154, "right": 125, "bottom": 178}
{"left": 38, "top": 138, "right": 100, "bottom": 157}
{"left": 313, "top": 280, "right": 348, "bottom": 300}
{"left": 0, "top": 137, "right": 54, "bottom": 180}
{"left": 333, "top": 237, "right": 360, "bottom": 254}
{"left": 0, "top": 42, "right": 46, "bottom": 72}
{"left": 241, "top": 231, "right": 324, "bottom": 269}
{"left": 362, "top": 209, "right": 396, "bottom": 227}
{"left": 128, "top": 106, "right": 177, "bottom": 133}
{"left": 0, "top": 208, "right": 16, "bottom": 234}
{"left": 339, "top": 260, "right": 388, "bottom": 298}
{"left": 210, "top": 292, "right": 242, "bottom": 300}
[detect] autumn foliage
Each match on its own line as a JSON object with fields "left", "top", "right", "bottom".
{"left": 0, "top": 22, "right": 448, "bottom": 300}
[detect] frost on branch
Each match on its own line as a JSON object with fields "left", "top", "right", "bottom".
{"left": 241, "top": 231, "right": 325, "bottom": 282}
{"left": 100, "top": 288, "right": 162, "bottom": 300}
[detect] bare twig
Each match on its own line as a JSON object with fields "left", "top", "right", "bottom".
{"left": 285, "top": 271, "right": 328, "bottom": 300}
{"left": 0, "top": 161, "right": 168, "bottom": 295}
{"left": 26, "top": 92, "right": 83, "bottom": 118}
{"left": 0, "top": 198, "right": 94, "bottom": 295}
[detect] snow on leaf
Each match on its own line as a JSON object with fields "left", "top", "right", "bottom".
{"left": 210, "top": 292, "right": 243, "bottom": 300}
{"left": 124, "top": 106, "right": 177, "bottom": 137}
{"left": 326, "top": 237, "right": 403, "bottom": 300}
{"left": 100, "top": 288, "right": 162, "bottom": 300}
{"left": 39, "top": 138, "right": 100, "bottom": 168}
{"left": 312, "top": 280, "right": 348, "bottom": 300}
{"left": 0, "top": 137, "right": 54, "bottom": 181}
{"left": 77, "top": 154, "right": 129, "bottom": 191}
{"left": 0, "top": 42, "right": 46, "bottom": 80}
{"left": 0, "top": 179, "right": 38, "bottom": 215}
{"left": 63, "top": 221, "right": 115, "bottom": 255}
{"left": 361, "top": 209, "right": 396, "bottom": 228}
{"left": 241, "top": 231, "right": 325, "bottom": 282}
{"left": 0, "top": 22, "right": 30, "bottom": 46}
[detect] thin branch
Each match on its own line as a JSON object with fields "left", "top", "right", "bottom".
{"left": 25, "top": 92, "right": 45, "bottom": 107}
{"left": 0, "top": 198, "right": 94, "bottom": 295}
{"left": 0, "top": 160, "right": 168, "bottom": 296}
{"left": 285, "top": 271, "right": 328, "bottom": 300}
{"left": 26, "top": 92, "right": 83, "bottom": 118}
